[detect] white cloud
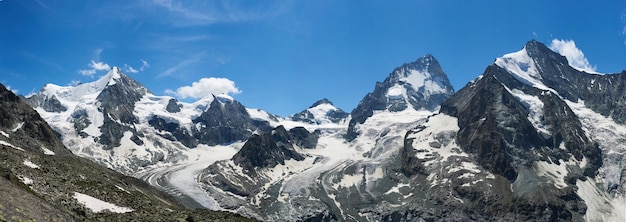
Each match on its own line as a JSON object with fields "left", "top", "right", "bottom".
{"left": 90, "top": 60, "right": 111, "bottom": 70}
{"left": 78, "top": 60, "right": 111, "bottom": 76}
{"left": 171, "top": 77, "right": 241, "bottom": 99}
{"left": 6, "top": 85, "right": 17, "bottom": 94}
{"left": 548, "top": 39, "right": 597, "bottom": 73}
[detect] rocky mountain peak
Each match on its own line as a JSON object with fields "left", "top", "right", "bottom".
{"left": 346, "top": 54, "right": 454, "bottom": 140}
{"left": 523, "top": 39, "right": 569, "bottom": 65}
{"left": 310, "top": 98, "right": 333, "bottom": 108}
{"left": 291, "top": 98, "right": 349, "bottom": 124}
{"left": 438, "top": 40, "right": 611, "bottom": 220}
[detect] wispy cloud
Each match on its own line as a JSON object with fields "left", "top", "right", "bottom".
{"left": 94, "top": 48, "right": 104, "bottom": 60}
{"left": 124, "top": 65, "right": 139, "bottom": 73}
{"left": 157, "top": 52, "right": 206, "bottom": 78}
{"left": 138, "top": 34, "right": 213, "bottom": 52}
{"left": 123, "top": 59, "right": 150, "bottom": 74}
{"left": 34, "top": 0, "right": 53, "bottom": 11}
{"left": 140, "top": 59, "right": 150, "bottom": 71}
{"left": 166, "top": 77, "right": 241, "bottom": 99}
{"left": 21, "top": 51, "right": 65, "bottom": 72}
{"left": 549, "top": 39, "right": 597, "bottom": 73}
{"left": 621, "top": 13, "right": 626, "bottom": 45}
{"left": 78, "top": 60, "right": 111, "bottom": 76}
{"left": 149, "top": 0, "right": 292, "bottom": 26}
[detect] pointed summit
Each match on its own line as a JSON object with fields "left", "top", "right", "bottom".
{"left": 310, "top": 98, "right": 333, "bottom": 108}
{"left": 291, "top": 98, "right": 348, "bottom": 124}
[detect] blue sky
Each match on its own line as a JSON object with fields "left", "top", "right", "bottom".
{"left": 1, "top": 0, "right": 626, "bottom": 116}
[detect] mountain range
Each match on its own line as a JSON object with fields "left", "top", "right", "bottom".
{"left": 0, "top": 81, "right": 249, "bottom": 221}
{"left": 4, "top": 39, "right": 625, "bottom": 221}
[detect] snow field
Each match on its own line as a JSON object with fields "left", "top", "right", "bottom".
{"left": 73, "top": 192, "right": 133, "bottom": 213}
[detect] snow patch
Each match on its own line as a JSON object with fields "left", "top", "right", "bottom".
{"left": 0, "top": 140, "right": 25, "bottom": 151}
{"left": 495, "top": 47, "right": 555, "bottom": 93}
{"left": 0, "top": 130, "right": 9, "bottom": 138}
{"left": 11, "top": 122, "right": 24, "bottom": 132}
{"left": 508, "top": 88, "right": 551, "bottom": 138}
{"left": 115, "top": 185, "right": 130, "bottom": 194}
{"left": 386, "top": 84, "right": 405, "bottom": 99}
{"left": 534, "top": 160, "right": 567, "bottom": 189}
{"left": 73, "top": 192, "right": 134, "bottom": 213}
{"left": 247, "top": 108, "right": 273, "bottom": 122}
{"left": 41, "top": 146, "right": 56, "bottom": 155}
{"left": 394, "top": 68, "right": 448, "bottom": 99}
{"left": 23, "top": 159, "right": 40, "bottom": 169}
{"left": 19, "top": 176, "right": 34, "bottom": 185}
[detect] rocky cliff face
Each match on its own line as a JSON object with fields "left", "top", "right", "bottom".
{"left": 427, "top": 40, "right": 621, "bottom": 221}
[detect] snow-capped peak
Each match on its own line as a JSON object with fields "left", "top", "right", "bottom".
{"left": 291, "top": 98, "right": 348, "bottom": 125}
{"left": 108, "top": 66, "right": 123, "bottom": 85}
{"left": 385, "top": 54, "right": 453, "bottom": 103}
{"left": 39, "top": 67, "right": 123, "bottom": 101}
{"left": 309, "top": 98, "right": 333, "bottom": 108}
{"left": 307, "top": 102, "right": 339, "bottom": 120}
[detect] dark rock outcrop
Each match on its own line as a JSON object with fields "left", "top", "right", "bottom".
{"left": 192, "top": 95, "right": 271, "bottom": 146}
{"left": 288, "top": 127, "right": 319, "bottom": 149}
{"left": 148, "top": 116, "right": 198, "bottom": 148}
{"left": 24, "top": 93, "right": 67, "bottom": 113}
{"left": 166, "top": 98, "right": 182, "bottom": 113}
{"left": 232, "top": 126, "right": 306, "bottom": 172}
